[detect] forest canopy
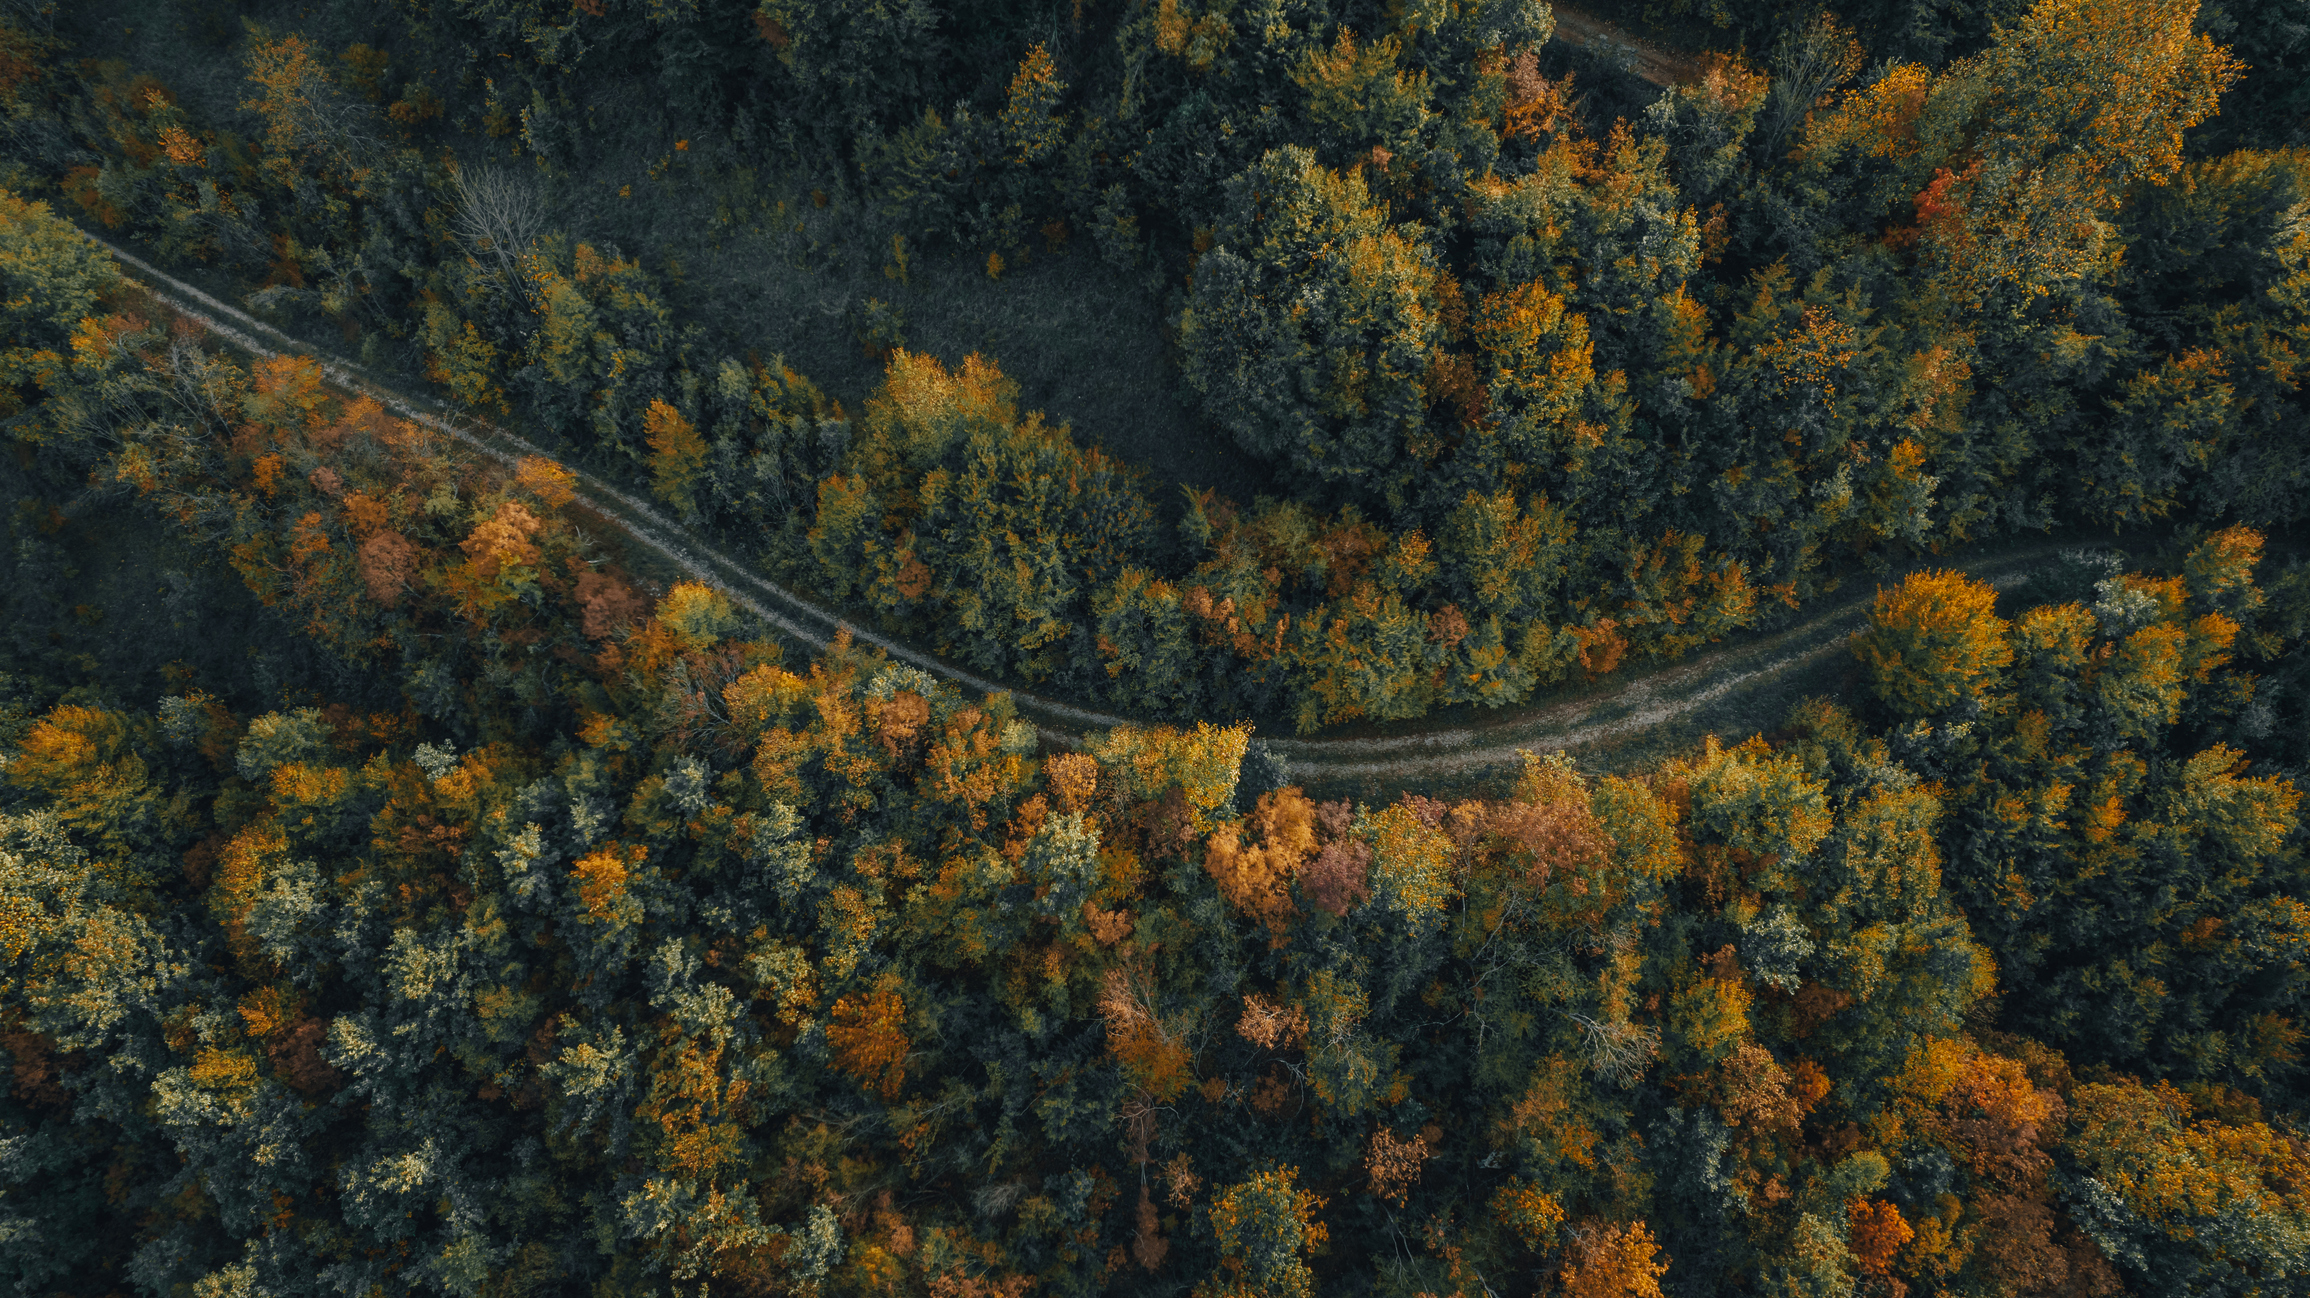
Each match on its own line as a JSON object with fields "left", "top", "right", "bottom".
{"left": 3, "top": 0, "right": 2310, "bottom": 1296}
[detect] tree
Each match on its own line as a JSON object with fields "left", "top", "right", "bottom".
{"left": 1287, "top": 566, "right": 1442, "bottom": 730}
{"left": 1203, "top": 787, "right": 1318, "bottom": 932}
{"left": 2109, "top": 151, "right": 2310, "bottom": 528}
{"left": 645, "top": 397, "right": 708, "bottom": 519}
{"left": 242, "top": 30, "right": 375, "bottom": 192}
{"left": 1091, "top": 569, "right": 1208, "bottom": 716}
{"left": 0, "top": 189, "right": 119, "bottom": 434}
{"left": 1291, "top": 28, "right": 1432, "bottom": 165}
{"left": 1363, "top": 798, "right": 1457, "bottom": 935}
{"left": 1199, "top": 1166, "right": 1328, "bottom": 1298}
{"left": 812, "top": 349, "right": 1162, "bottom": 690}
{"left": 1180, "top": 146, "right": 1442, "bottom": 499}
{"left": 1089, "top": 721, "right": 1250, "bottom": 834}
{"left": 1919, "top": 0, "right": 2242, "bottom": 312}
{"left": 828, "top": 978, "right": 910, "bottom": 1098}
{"left": 1559, "top": 1221, "right": 1670, "bottom": 1298}
{"left": 2065, "top": 1077, "right": 2310, "bottom": 1293}
{"left": 6, "top": 706, "right": 173, "bottom": 856}
{"left": 999, "top": 44, "right": 1064, "bottom": 166}
{"left": 1854, "top": 570, "right": 2014, "bottom": 717}
{"left": 448, "top": 164, "right": 545, "bottom": 275}
{"left": 1779, "top": 701, "right": 2000, "bottom": 1080}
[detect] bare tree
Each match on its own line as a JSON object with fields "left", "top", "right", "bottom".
{"left": 1757, "top": 12, "right": 1868, "bottom": 160}
{"left": 1568, "top": 1012, "right": 1661, "bottom": 1088}
{"left": 450, "top": 165, "right": 547, "bottom": 274}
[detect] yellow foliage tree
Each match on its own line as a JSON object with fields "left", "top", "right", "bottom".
{"left": 1000, "top": 44, "right": 1066, "bottom": 164}
{"left": 1292, "top": 27, "right": 1430, "bottom": 158}
{"left": 1559, "top": 1221, "right": 1669, "bottom": 1298}
{"left": 1940, "top": 0, "right": 2238, "bottom": 309}
{"left": 513, "top": 455, "right": 578, "bottom": 509}
{"left": 644, "top": 397, "right": 707, "bottom": 519}
{"left": 1364, "top": 800, "right": 1457, "bottom": 934}
{"left": 2067, "top": 1076, "right": 2310, "bottom": 1262}
{"left": 242, "top": 31, "right": 365, "bottom": 186}
{"left": 5, "top": 706, "right": 160, "bottom": 855}
{"left": 420, "top": 304, "right": 506, "bottom": 414}
{"left": 1199, "top": 1166, "right": 1329, "bottom": 1298}
{"left": 1854, "top": 569, "right": 2014, "bottom": 717}
{"left": 1491, "top": 1178, "right": 1567, "bottom": 1250}
{"left": 572, "top": 842, "right": 646, "bottom": 925}
{"left": 1090, "top": 722, "right": 1251, "bottom": 834}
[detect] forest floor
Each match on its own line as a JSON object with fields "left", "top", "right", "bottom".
{"left": 91, "top": 232, "right": 2128, "bottom": 806}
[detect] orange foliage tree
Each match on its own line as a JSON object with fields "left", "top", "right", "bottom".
{"left": 1202, "top": 787, "right": 1318, "bottom": 931}
{"left": 1559, "top": 1221, "right": 1669, "bottom": 1298}
{"left": 828, "top": 980, "right": 910, "bottom": 1099}
{"left": 644, "top": 397, "right": 708, "bottom": 519}
{"left": 1853, "top": 569, "right": 2013, "bottom": 717}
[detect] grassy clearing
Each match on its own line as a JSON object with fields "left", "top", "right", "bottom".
{"left": 637, "top": 161, "right": 1277, "bottom": 501}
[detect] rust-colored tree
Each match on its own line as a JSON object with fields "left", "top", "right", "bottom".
{"left": 828, "top": 979, "right": 910, "bottom": 1099}
{"left": 644, "top": 397, "right": 707, "bottom": 519}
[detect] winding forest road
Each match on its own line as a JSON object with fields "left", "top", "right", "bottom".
{"left": 87, "top": 234, "right": 2070, "bottom": 792}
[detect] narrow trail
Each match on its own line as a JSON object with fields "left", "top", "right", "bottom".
{"left": 87, "top": 234, "right": 2075, "bottom": 792}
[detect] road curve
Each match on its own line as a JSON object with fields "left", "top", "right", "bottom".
{"left": 84, "top": 233, "right": 2073, "bottom": 790}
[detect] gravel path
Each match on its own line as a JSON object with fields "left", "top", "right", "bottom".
{"left": 1549, "top": 4, "right": 1709, "bottom": 87}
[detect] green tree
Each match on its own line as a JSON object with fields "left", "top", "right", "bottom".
{"left": 0, "top": 190, "right": 119, "bottom": 436}
{"left": 1181, "top": 146, "right": 1442, "bottom": 499}
{"left": 1199, "top": 1166, "right": 1329, "bottom": 1298}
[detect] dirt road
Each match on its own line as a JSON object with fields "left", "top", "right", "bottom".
{"left": 1550, "top": 4, "right": 1709, "bottom": 87}
{"left": 86, "top": 233, "right": 2076, "bottom": 797}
